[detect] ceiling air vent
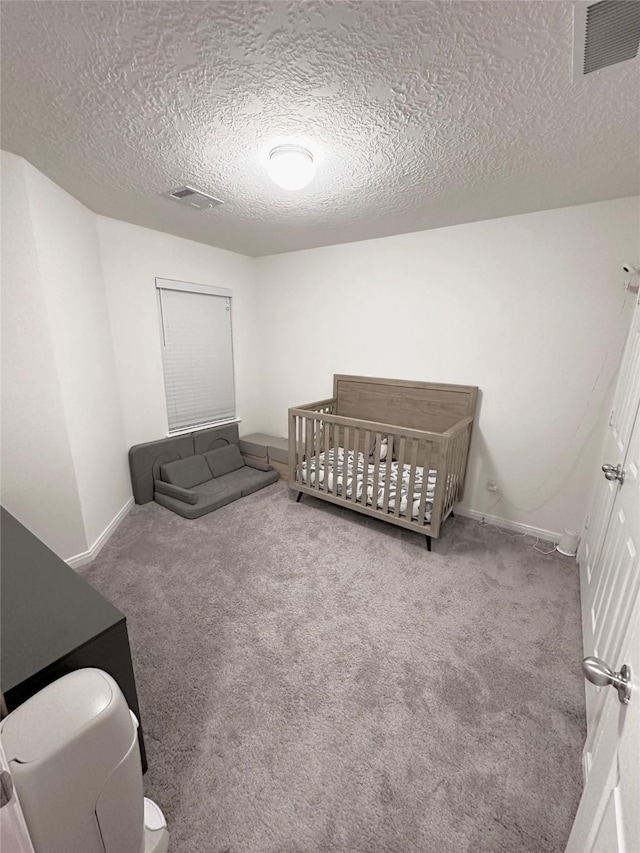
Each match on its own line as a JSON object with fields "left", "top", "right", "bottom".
{"left": 574, "top": 0, "right": 640, "bottom": 78}
{"left": 165, "top": 185, "right": 224, "bottom": 210}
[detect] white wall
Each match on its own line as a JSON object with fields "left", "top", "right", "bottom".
{"left": 24, "top": 162, "right": 132, "bottom": 551}
{"left": 256, "top": 197, "right": 640, "bottom": 537}
{"left": 1, "top": 153, "right": 131, "bottom": 559}
{"left": 96, "top": 217, "right": 261, "bottom": 450}
{"left": 1, "top": 152, "right": 87, "bottom": 557}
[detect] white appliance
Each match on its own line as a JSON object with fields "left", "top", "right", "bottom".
{"left": 0, "top": 669, "right": 169, "bottom": 853}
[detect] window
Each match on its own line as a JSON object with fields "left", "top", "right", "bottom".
{"left": 156, "top": 278, "right": 236, "bottom": 433}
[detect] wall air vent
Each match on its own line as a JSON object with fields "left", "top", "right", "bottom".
{"left": 573, "top": 0, "right": 640, "bottom": 78}
{"left": 165, "top": 186, "right": 224, "bottom": 210}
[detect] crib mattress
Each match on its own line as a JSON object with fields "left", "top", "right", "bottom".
{"left": 300, "top": 447, "right": 440, "bottom": 523}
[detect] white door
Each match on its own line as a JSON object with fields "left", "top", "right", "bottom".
{"left": 565, "top": 598, "right": 639, "bottom": 852}
{"left": 581, "top": 295, "right": 640, "bottom": 727}
{"left": 567, "top": 406, "right": 640, "bottom": 851}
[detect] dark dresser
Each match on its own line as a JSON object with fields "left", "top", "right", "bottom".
{"left": 1, "top": 507, "right": 147, "bottom": 771}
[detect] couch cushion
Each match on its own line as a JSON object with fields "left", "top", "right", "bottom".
{"left": 192, "top": 423, "right": 240, "bottom": 454}
{"left": 192, "top": 479, "right": 242, "bottom": 501}
{"left": 160, "top": 455, "right": 212, "bottom": 489}
{"left": 204, "top": 444, "right": 245, "bottom": 478}
{"left": 155, "top": 483, "right": 241, "bottom": 519}
{"left": 154, "top": 479, "right": 198, "bottom": 505}
{"left": 128, "top": 434, "right": 195, "bottom": 504}
{"left": 220, "top": 467, "right": 280, "bottom": 497}
{"left": 267, "top": 437, "right": 288, "bottom": 464}
{"left": 238, "top": 433, "right": 271, "bottom": 458}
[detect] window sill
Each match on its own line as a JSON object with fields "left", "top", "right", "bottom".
{"left": 167, "top": 417, "right": 242, "bottom": 438}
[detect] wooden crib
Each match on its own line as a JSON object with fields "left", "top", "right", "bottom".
{"left": 288, "top": 375, "right": 478, "bottom": 549}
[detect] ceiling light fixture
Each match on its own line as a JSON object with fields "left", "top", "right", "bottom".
{"left": 267, "top": 144, "right": 315, "bottom": 190}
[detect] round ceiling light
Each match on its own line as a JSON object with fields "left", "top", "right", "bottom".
{"left": 267, "top": 144, "right": 315, "bottom": 190}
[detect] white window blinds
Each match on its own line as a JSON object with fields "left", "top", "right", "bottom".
{"left": 156, "top": 279, "right": 236, "bottom": 433}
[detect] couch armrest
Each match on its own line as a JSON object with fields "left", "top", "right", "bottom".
{"left": 242, "top": 456, "right": 274, "bottom": 472}
{"left": 154, "top": 479, "right": 199, "bottom": 505}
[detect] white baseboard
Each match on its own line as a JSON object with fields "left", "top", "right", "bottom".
{"left": 66, "top": 498, "right": 134, "bottom": 569}
{"left": 454, "top": 506, "right": 561, "bottom": 544}
{"left": 63, "top": 498, "right": 559, "bottom": 566}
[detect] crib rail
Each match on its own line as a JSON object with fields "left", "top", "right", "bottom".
{"left": 288, "top": 404, "right": 467, "bottom": 538}
{"left": 293, "top": 397, "right": 337, "bottom": 414}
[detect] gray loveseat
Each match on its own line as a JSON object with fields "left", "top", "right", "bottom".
{"left": 128, "top": 424, "right": 278, "bottom": 519}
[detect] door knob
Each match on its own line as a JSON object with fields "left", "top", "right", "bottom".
{"left": 582, "top": 656, "right": 632, "bottom": 704}
{"left": 602, "top": 463, "right": 625, "bottom": 483}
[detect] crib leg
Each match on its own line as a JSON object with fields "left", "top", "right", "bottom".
{"left": 425, "top": 535, "right": 432, "bottom": 552}
{"left": 450, "top": 510, "right": 455, "bottom": 518}
{"left": 296, "top": 491, "right": 303, "bottom": 503}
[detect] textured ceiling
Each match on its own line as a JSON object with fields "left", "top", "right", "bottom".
{"left": 1, "top": 0, "right": 639, "bottom": 256}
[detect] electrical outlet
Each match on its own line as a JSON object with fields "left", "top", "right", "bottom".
{"left": 486, "top": 478, "right": 498, "bottom": 492}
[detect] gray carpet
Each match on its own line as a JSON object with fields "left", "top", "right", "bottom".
{"left": 81, "top": 482, "right": 586, "bottom": 853}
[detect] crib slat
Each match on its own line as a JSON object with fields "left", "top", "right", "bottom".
{"left": 406, "top": 439, "right": 418, "bottom": 520}
{"left": 362, "top": 430, "right": 371, "bottom": 505}
{"left": 292, "top": 415, "right": 297, "bottom": 483}
{"left": 460, "top": 425, "right": 470, "bottom": 499}
{"left": 288, "top": 412, "right": 295, "bottom": 483}
{"left": 442, "top": 439, "right": 450, "bottom": 514}
{"left": 323, "top": 418, "right": 331, "bottom": 493}
{"left": 350, "top": 428, "right": 360, "bottom": 503}
{"left": 393, "top": 437, "right": 406, "bottom": 517}
{"left": 431, "top": 440, "right": 449, "bottom": 529}
{"left": 382, "top": 434, "right": 393, "bottom": 514}
{"left": 333, "top": 424, "right": 339, "bottom": 496}
{"left": 418, "top": 441, "right": 432, "bottom": 526}
{"left": 449, "top": 432, "right": 462, "bottom": 510}
{"left": 459, "top": 430, "right": 467, "bottom": 495}
{"left": 297, "top": 416, "right": 303, "bottom": 485}
{"left": 446, "top": 445, "right": 455, "bottom": 513}
{"left": 371, "top": 433, "right": 381, "bottom": 510}
{"left": 453, "top": 432, "right": 463, "bottom": 506}
{"left": 306, "top": 417, "right": 312, "bottom": 486}
{"left": 451, "top": 435, "right": 460, "bottom": 509}
{"left": 315, "top": 416, "right": 322, "bottom": 490}
{"left": 459, "top": 428, "right": 468, "bottom": 499}
{"left": 342, "top": 426, "right": 350, "bottom": 500}
{"left": 305, "top": 417, "right": 313, "bottom": 488}
{"left": 443, "top": 438, "right": 453, "bottom": 515}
